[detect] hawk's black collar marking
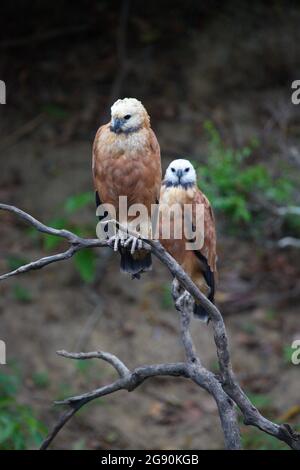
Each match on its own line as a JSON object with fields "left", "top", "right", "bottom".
{"left": 162, "top": 181, "right": 195, "bottom": 190}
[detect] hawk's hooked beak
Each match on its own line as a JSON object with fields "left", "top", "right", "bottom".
{"left": 176, "top": 169, "right": 183, "bottom": 180}
{"left": 110, "top": 117, "right": 124, "bottom": 133}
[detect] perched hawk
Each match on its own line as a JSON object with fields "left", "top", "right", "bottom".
{"left": 93, "top": 98, "right": 162, "bottom": 277}
{"left": 159, "top": 159, "right": 217, "bottom": 320}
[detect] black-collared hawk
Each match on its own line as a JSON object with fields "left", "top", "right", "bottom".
{"left": 92, "top": 98, "right": 161, "bottom": 277}
{"left": 159, "top": 159, "right": 217, "bottom": 320}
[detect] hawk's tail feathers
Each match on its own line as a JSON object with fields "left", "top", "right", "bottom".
{"left": 193, "top": 282, "right": 215, "bottom": 323}
{"left": 120, "top": 249, "right": 152, "bottom": 278}
{"left": 193, "top": 303, "right": 210, "bottom": 323}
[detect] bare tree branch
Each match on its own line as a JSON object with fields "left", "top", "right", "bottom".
{"left": 0, "top": 203, "right": 108, "bottom": 281}
{"left": 172, "top": 288, "right": 241, "bottom": 450}
{"left": 278, "top": 237, "right": 300, "bottom": 249}
{"left": 1, "top": 203, "right": 299, "bottom": 450}
{"left": 277, "top": 206, "right": 300, "bottom": 217}
{"left": 40, "top": 361, "right": 188, "bottom": 450}
{"left": 56, "top": 350, "right": 130, "bottom": 378}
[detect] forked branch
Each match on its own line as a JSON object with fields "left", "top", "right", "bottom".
{"left": 0, "top": 203, "right": 299, "bottom": 450}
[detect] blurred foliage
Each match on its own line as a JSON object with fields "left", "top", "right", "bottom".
{"left": 265, "top": 309, "right": 278, "bottom": 321}
{"left": 282, "top": 213, "right": 300, "bottom": 239}
{"left": 6, "top": 255, "right": 29, "bottom": 271}
{"left": 160, "top": 283, "right": 173, "bottom": 310}
{"left": 72, "top": 437, "right": 87, "bottom": 450}
{"left": 240, "top": 321, "right": 256, "bottom": 335}
{"left": 197, "top": 121, "right": 294, "bottom": 236}
{"left": 55, "top": 382, "right": 77, "bottom": 402}
{"left": 242, "top": 427, "right": 288, "bottom": 450}
{"left": 32, "top": 371, "right": 50, "bottom": 390}
{"left": 283, "top": 345, "right": 295, "bottom": 365}
{"left": 75, "top": 359, "right": 93, "bottom": 376}
{"left": 13, "top": 285, "right": 32, "bottom": 303}
{"left": 247, "top": 392, "right": 272, "bottom": 411}
{"left": 241, "top": 392, "right": 290, "bottom": 450}
{"left": 42, "top": 103, "right": 69, "bottom": 120}
{"left": 0, "top": 368, "right": 46, "bottom": 449}
{"left": 64, "top": 192, "right": 94, "bottom": 214}
{"left": 73, "top": 249, "right": 97, "bottom": 283}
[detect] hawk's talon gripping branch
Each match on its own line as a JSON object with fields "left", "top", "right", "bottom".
{"left": 123, "top": 235, "right": 143, "bottom": 254}
{"left": 108, "top": 232, "right": 126, "bottom": 251}
{"left": 107, "top": 232, "right": 143, "bottom": 254}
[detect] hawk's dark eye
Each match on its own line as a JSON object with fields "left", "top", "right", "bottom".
{"left": 185, "top": 167, "right": 190, "bottom": 172}
{"left": 171, "top": 168, "right": 176, "bottom": 172}
{"left": 124, "top": 114, "right": 131, "bottom": 120}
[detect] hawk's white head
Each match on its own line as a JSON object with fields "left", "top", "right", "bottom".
{"left": 164, "top": 159, "right": 197, "bottom": 188}
{"left": 110, "top": 98, "right": 150, "bottom": 134}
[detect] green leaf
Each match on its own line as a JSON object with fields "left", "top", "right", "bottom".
{"left": 0, "top": 369, "right": 47, "bottom": 449}
{"left": 74, "top": 249, "right": 96, "bottom": 283}
{"left": 197, "top": 120, "right": 295, "bottom": 236}
{"left": 6, "top": 256, "right": 29, "bottom": 271}
{"left": 43, "top": 217, "right": 67, "bottom": 250}
{"left": 43, "top": 235, "right": 62, "bottom": 251}
{"left": 0, "top": 417, "right": 15, "bottom": 444}
{"left": 160, "top": 284, "right": 173, "bottom": 309}
{"left": 64, "top": 192, "right": 94, "bottom": 214}
{"left": 0, "top": 372, "right": 19, "bottom": 395}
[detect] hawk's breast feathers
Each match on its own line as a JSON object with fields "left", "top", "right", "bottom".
{"left": 93, "top": 124, "right": 161, "bottom": 215}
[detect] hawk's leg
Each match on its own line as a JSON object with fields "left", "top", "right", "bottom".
{"left": 108, "top": 232, "right": 147, "bottom": 254}
{"left": 172, "top": 278, "right": 194, "bottom": 315}
{"left": 108, "top": 231, "right": 128, "bottom": 252}
{"left": 123, "top": 219, "right": 152, "bottom": 254}
{"left": 175, "top": 290, "right": 194, "bottom": 314}
{"left": 123, "top": 235, "right": 143, "bottom": 255}
{"left": 171, "top": 278, "right": 183, "bottom": 302}
{"left": 105, "top": 220, "right": 151, "bottom": 254}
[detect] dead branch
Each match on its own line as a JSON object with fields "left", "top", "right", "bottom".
{"left": 277, "top": 206, "right": 300, "bottom": 217}
{"left": 0, "top": 203, "right": 299, "bottom": 450}
{"left": 278, "top": 237, "right": 300, "bottom": 249}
